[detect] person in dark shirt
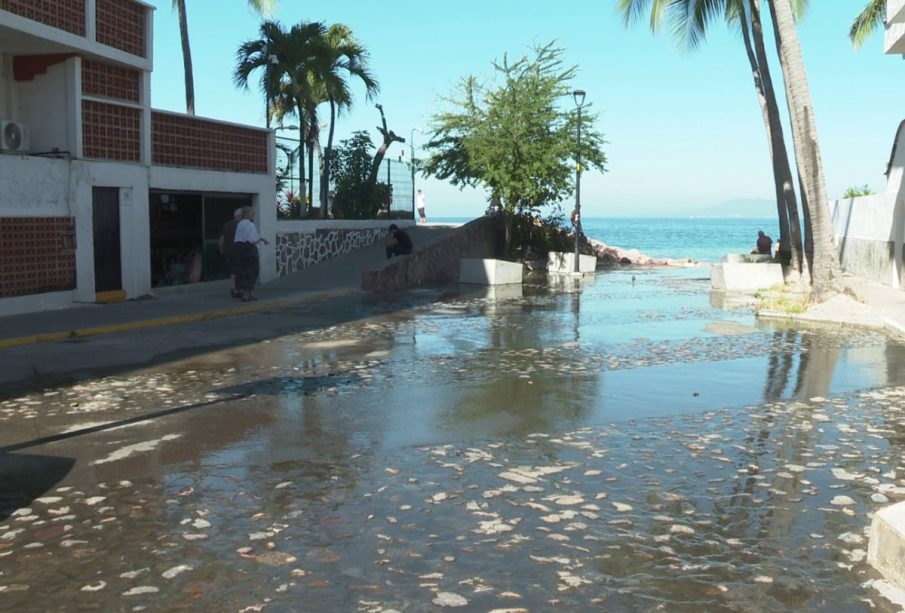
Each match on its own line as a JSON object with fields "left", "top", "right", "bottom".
{"left": 755, "top": 230, "right": 773, "bottom": 255}
{"left": 385, "top": 224, "right": 413, "bottom": 259}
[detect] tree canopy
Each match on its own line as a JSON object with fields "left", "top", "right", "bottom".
{"left": 424, "top": 43, "right": 606, "bottom": 217}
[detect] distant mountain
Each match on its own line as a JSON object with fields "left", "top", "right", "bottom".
{"left": 690, "top": 198, "right": 776, "bottom": 218}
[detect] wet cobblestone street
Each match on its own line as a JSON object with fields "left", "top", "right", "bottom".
{"left": 2, "top": 268, "right": 905, "bottom": 611}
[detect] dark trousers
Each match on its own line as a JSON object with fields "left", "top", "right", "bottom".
{"left": 386, "top": 244, "right": 412, "bottom": 259}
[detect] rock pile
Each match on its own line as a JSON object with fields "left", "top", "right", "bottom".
{"left": 586, "top": 237, "right": 700, "bottom": 267}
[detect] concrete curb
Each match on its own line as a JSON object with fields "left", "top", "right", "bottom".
{"left": 0, "top": 292, "right": 336, "bottom": 350}
{"left": 756, "top": 309, "right": 885, "bottom": 330}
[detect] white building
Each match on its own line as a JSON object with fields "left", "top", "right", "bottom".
{"left": 829, "top": 0, "right": 905, "bottom": 288}
{"left": 0, "top": 0, "right": 275, "bottom": 316}
{"left": 886, "top": 0, "right": 905, "bottom": 54}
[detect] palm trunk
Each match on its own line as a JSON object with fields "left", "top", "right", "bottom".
{"left": 323, "top": 99, "right": 337, "bottom": 216}
{"left": 767, "top": 0, "right": 840, "bottom": 299}
{"left": 307, "top": 121, "right": 315, "bottom": 210}
{"left": 739, "top": 12, "right": 790, "bottom": 257}
{"left": 176, "top": 0, "right": 195, "bottom": 115}
{"left": 296, "top": 98, "right": 306, "bottom": 205}
{"left": 748, "top": 0, "right": 806, "bottom": 281}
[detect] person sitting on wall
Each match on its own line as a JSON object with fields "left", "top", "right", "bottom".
{"left": 752, "top": 230, "right": 773, "bottom": 255}
{"left": 385, "top": 224, "right": 413, "bottom": 259}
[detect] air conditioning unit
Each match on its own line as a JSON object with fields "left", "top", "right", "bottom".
{"left": 0, "top": 120, "right": 29, "bottom": 152}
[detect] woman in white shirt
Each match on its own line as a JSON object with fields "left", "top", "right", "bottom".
{"left": 233, "top": 207, "right": 268, "bottom": 301}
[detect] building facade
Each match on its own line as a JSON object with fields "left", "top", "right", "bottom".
{"left": 886, "top": 0, "right": 905, "bottom": 54}
{"left": 0, "top": 0, "right": 275, "bottom": 316}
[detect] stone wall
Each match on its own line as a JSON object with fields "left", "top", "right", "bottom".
{"left": 362, "top": 216, "right": 503, "bottom": 292}
{"left": 276, "top": 226, "right": 387, "bottom": 277}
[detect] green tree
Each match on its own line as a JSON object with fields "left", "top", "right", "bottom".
{"left": 328, "top": 131, "right": 389, "bottom": 219}
{"left": 850, "top": 0, "right": 886, "bottom": 49}
{"left": 617, "top": 0, "right": 807, "bottom": 279}
{"left": 174, "top": 0, "right": 275, "bottom": 115}
{"left": 767, "top": 0, "right": 840, "bottom": 298}
{"left": 424, "top": 43, "right": 606, "bottom": 251}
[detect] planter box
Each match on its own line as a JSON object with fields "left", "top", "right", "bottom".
{"left": 722, "top": 253, "right": 773, "bottom": 264}
{"left": 548, "top": 252, "right": 596, "bottom": 274}
{"left": 711, "top": 263, "right": 784, "bottom": 291}
{"left": 459, "top": 258, "right": 523, "bottom": 285}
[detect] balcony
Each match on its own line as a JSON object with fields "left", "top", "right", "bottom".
{"left": 0, "top": 0, "right": 150, "bottom": 61}
{"left": 887, "top": 0, "right": 905, "bottom": 54}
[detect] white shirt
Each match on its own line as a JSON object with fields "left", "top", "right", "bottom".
{"left": 417, "top": 192, "right": 425, "bottom": 209}
{"left": 234, "top": 219, "right": 261, "bottom": 244}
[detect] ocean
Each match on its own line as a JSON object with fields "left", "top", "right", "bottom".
{"left": 433, "top": 216, "right": 780, "bottom": 264}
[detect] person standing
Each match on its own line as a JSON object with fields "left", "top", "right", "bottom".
{"left": 416, "top": 189, "right": 427, "bottom": 224}
{"left": 219, "top": 208, "right": 243, "bottom": 298}
{"left": 233, "top": 207, "right": 269, "bottom": 302}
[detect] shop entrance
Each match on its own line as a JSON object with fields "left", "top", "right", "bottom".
{"left": 149, "top": 191, "right": 251, "bottom": 287}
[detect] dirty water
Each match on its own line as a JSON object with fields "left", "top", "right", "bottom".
{"left": 1, "top": 267, "right": 905, "bottom": 611}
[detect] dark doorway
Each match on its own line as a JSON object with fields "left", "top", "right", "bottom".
{"left": 149, "top": 192, "right": 252, "bottom": 287}
{"left": 92, "top": 187, "right": 122, "bottom": 294}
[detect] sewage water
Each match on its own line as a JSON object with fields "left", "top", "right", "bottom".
{"left": 1, "top": 267, "right": 905, "bottom": 611}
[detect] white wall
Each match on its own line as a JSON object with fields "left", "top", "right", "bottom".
{"left": 0, "top": 54, "right": 12, "bottom": 121}
{"left": 77, "top": 161, "right": 151, "bottom": 300}
{"left": 0, "top": 154, "right": 70, "bottom": 213}
{"left": 15, "top": 58, "right": 76, "bottom": 154}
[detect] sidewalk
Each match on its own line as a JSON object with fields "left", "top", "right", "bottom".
{"left": 0, "top": 225, "right": 457, "bottom": 349}
{"left": 758, "top": 272, "right": 905, "bottom": 338}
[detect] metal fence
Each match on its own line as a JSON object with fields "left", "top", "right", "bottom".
{"left": 275, "top": 135, "right": 414, "bottom": 219}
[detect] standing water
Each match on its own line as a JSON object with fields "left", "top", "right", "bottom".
{"left": 0, "top": 258, "right": 903, "bottom": 610}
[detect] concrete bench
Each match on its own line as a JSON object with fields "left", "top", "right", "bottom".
{"left": 459, "top": 258, "right": 523, "bottom": 285}
{"left": 547, "top": 252, "right": 596, "bottom": 274}
{"left": 868, "top": 501, "right": 905, "bottom": 589}
{"left": 710, "top": 262, "right": 784, "bottom": 291}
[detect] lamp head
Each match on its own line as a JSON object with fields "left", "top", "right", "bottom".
{"left": 572, "top": 89, "right": 586, "bottom": 109}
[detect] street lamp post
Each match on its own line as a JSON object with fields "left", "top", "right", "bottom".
{"left": 572, "top": 89, "right": 586, "bottom": 273}
{"left": 410, "top": 127, "right": 422, "bottom": 220}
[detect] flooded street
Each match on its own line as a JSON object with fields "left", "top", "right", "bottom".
{"left": 2, "top": 267, "right": 905, "bottom": 611}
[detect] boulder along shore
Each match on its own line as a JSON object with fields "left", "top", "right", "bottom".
{"left": 587, "top": 237, "right": 705, "bottom": 267}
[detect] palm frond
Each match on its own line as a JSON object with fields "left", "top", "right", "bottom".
{"left": 849, "top": 0, "right": 886, "bottom": 49}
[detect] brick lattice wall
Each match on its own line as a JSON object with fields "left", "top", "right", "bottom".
{"left": 152, "top": 112, "right": 268, "bottom": 174}
{"left": 0, "top": 0, "right": 86, "bottom": 36}
{"left": 82, "top": 59, "right": 140, "bottom": 103}
{"left": 95, "top": 0, "right": 146, "bottom": 58}
{"left": 82, "top": 100, "right": 141, "bottom": 162}
{"left": 0, "top": 217, "right": 76, "bottom": 298}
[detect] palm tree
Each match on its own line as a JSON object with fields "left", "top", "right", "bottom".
{"left": 315, "top": 24, "right": 379, "bottom": 214}
{"left": 617, "top": 0, "right": 806, "bottom": 279}
{"left": 850, "top": 0, "right": 886, "bottom": 49}
{"left": 234, "top": 20, "right": 287, "bottom": 128}
{"left": 257, "top": 21, "right": 328, "bottom": 200}
{"left": 174, "top": 1, "right": 275, "bottom": 116}
{"left": 766, "top": 0, "right": 840, "bottom": 298}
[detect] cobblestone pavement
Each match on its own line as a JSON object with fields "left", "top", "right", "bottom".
{"left": 2, "top": 268, "right": 905, "bottom": 611}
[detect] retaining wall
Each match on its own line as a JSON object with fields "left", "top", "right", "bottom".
{"left": 362, "top": 216, "right": 502, "bottom": 292}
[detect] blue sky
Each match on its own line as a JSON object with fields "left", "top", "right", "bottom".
{"left": 146, "top": 1, "right": 905, "bottom": 218}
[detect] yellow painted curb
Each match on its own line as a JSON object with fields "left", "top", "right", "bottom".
{"left": 0, "top": 293, "right": 331, "bottom": 350}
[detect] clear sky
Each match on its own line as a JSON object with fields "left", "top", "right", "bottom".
{"left": 146, "top": 1, "right": 905, "bottom": 218}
